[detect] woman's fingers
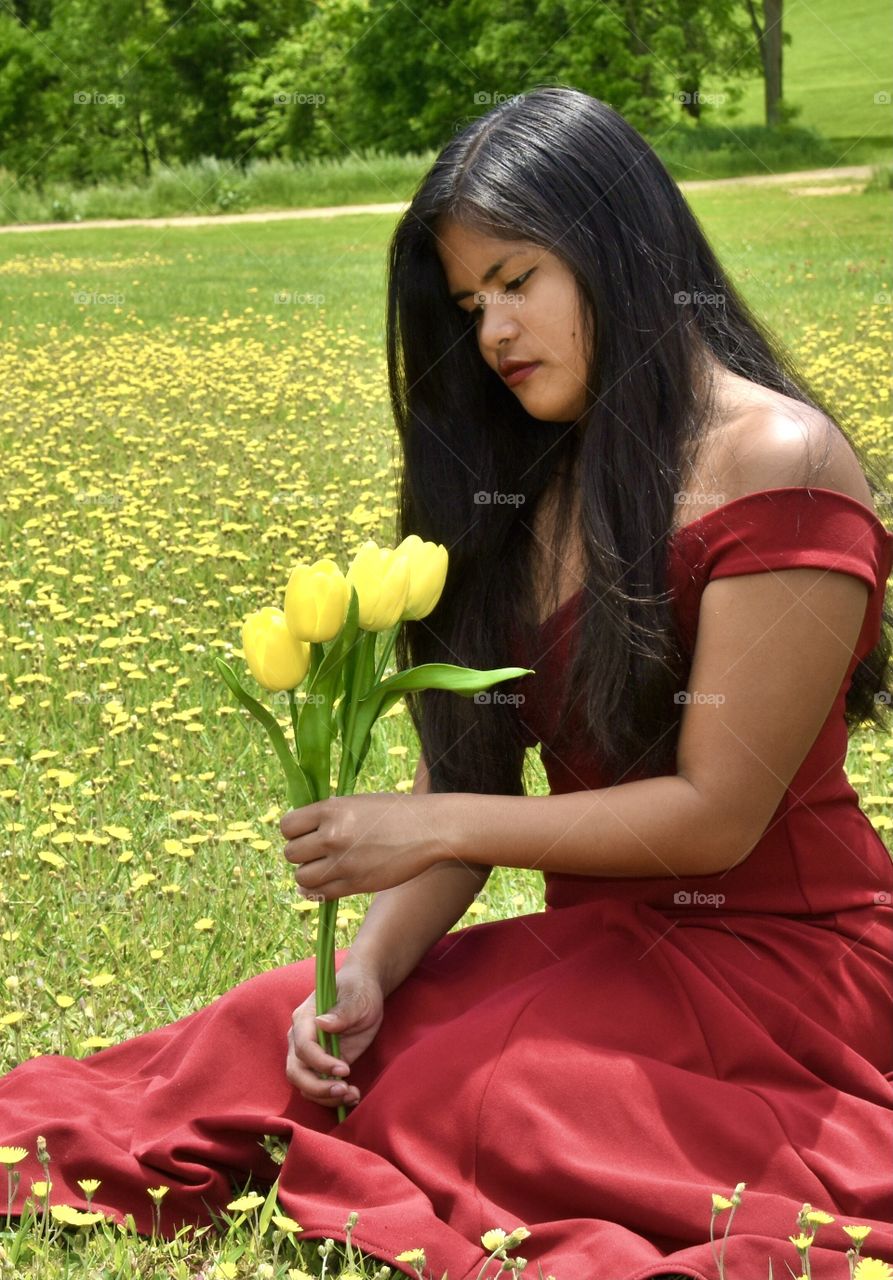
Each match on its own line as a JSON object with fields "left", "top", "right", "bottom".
{"left": 285, "top": 1021, "right": 359, "bottom": 1106}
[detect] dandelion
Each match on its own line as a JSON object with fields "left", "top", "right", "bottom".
{"left": 147, "top": 1183, "right": 169, "bottom": 1236}
{"left": 50, "top": 1204, "right": 106, "bottom": 1226}
{"left": 0, "top": 1146, "right": 29, "bottom": 1231}
{"left": 805, "top": 1209, "right": 835, "bottom": 1225}
{"left": 286, "top": 1270, "right": 315, "bottom": 1280}
{"left": 395, "top": 1247, "right": 426, "bottom": 1264}
{"left": 790, "top": 1233, "right": 816, "bottom": 1250}
{"left": 844, "top": 1226, "right": 873, "bottom": 1244}
{"left": 271, "top": 1212, "right": 302, "bottom": 1233}
{"left": 226, "top": 1192, "right": 265, "bottom": 1213}
{"left": 77, "top": 1177, "right": 101, "bottom": 1206}
{"left": 30, "top": 1180, "right": 51, "bottom": 1197}
{"left": 854, "top": 1261, "right": 893, "bottom": 1280}
{"left": 709, "top": 1182, "right": 746, "bottom": 1280}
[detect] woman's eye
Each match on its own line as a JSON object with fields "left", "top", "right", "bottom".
{"left": 461, "top": 270, "right": 533, "bottom": 321}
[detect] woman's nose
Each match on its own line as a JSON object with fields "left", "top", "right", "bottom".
{"left": 478, "top": 298, "right": 521, "bottom": 348}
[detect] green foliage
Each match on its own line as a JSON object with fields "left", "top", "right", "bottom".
{"left": 2, "top": 0, "right": 886, "bottom": 190}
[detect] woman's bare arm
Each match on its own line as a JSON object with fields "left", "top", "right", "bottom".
{"left": 343, "top": 752, "right": 491, "bottom": 997}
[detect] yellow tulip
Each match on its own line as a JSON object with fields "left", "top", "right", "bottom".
{"left": 395, "top": 535, "right": 448, "bottom": 621}
{"left": 283, "top": 558, "right": 351, "bottom": 643}
{"left": 345, "top": 541, "right": 412, "bottom": 632}
{"left": 241, "top": 607, "right": 310, "bottom": 691}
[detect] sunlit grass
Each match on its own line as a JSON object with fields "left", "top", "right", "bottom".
{"left": 0, "top": 197, "right": 890, "bottom": 1278}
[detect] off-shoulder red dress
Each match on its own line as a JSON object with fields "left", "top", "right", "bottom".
{"left": 1, "top": 486, "right": 891, "bottom": 1280}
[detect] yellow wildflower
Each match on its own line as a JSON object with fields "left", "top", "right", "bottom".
{"left": 844, "top": 1226, "right": 874, "bottom": 1243}
{"left": 854, "top": 1260, "right": 893, "bottom": 1280}
{"left": 395, "top": 1248, "right": 426, "bottom": 1263}
{"left": 0, "top": 1146, "right": 28, "bottom": 1164}
{"left": 146, "top": 1185, "right": 169, "bottom": 1203}
{"left": 805, "top": 1209, "right": 835, "bottom": 1225}
{"left": 77, "top": 1178, "right": 101, "bottom": 1195}
{"left": 481, "top": 1229, "right": 508, "bottom": 1251}
{"left": 271, "top": 1213, "right": 302, "bottom": 1233}
{"left": 50, "top": 1204, "right": 106, "bottom": 1226}
{"left": 789, "top": 1233, "right": 815, "bottom": 1250}
{"left": 30, "top": 1180, "right": 51, "bottom": 1197}
{"left": 712, "top": 1193, "right": 734, "bottom": 1212}
{"left": 226, "top": 1192, "right": 265, "bottom": 1212}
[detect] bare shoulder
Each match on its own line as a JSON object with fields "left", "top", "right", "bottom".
{"left": 679, "top": 380, "right": 876, "bottom": 526}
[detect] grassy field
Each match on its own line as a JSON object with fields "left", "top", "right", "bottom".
{"left": 704, "top": 0, "right": 892, "bottom": 146}
{"left": 0, "top": 0, "right": 890, "bottom": 228}
{"left": 0, "top": 180, "right": 891, "bottom": 1278}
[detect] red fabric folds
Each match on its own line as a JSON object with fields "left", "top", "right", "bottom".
{"left": 1, "top": 485, "right": 891, "bottom": 1280}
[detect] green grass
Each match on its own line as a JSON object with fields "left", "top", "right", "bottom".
{"left": 0, "top": 125, "right": 858, "bottom": 228}
{"left": 0, "top": 185, "right": 890, "bottom": 1278}
{"left": 703, "top": 0, "right": 892, "bottom": 148}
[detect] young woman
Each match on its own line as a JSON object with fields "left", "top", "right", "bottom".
{"left": 2, "top": 87, "right": 892, "bottom": 1280}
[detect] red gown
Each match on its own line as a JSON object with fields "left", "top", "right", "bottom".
{"left": 1, "top": 485, "right": 892, "bottom": 1280}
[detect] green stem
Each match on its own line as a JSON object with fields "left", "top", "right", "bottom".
{"left": 719, "top": 1203, "right": 739, "bottom": 1280}
{"left": 709, "top": 1213, "right": 721, "bottom": 1280}
{"left": 288, "top": 688, "right": 300, "bottom": 757}
{"left": 372, "top": 625, "right": 398, "bottom": 685}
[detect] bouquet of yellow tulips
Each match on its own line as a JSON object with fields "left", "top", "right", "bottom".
{"left": 215, "top": 535, "right": 532, "bottom": 1121}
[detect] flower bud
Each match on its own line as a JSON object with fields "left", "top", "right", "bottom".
{"left": 242, "top": 607, "right": 311, "bottom": 691}
{"left": 345, "top": 541, "right": 412, "bottom": 632}
{"left": 394, "top": 535, "right": 448, "bottom": 621}
{"left": 284, "top": 559, "right": 351, "bottom": 642}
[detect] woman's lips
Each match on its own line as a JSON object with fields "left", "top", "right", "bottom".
{"left": 503, "top": 362, "right": 540, "bottom": 387}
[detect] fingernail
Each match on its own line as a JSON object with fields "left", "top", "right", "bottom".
{"left": 332, "top": 1064, "right": 348, "bottom": 1076}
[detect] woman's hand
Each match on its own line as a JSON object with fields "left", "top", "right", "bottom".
{"left": 286, "top": 959, "right": 385, "bottom": 1108}
{"left": 280, "top": 792, "right": 454, "bottom": 899}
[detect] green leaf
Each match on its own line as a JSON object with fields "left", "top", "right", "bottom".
{"left": 214, "top": 657, "right": 314, "bottom": 808}
{"left": 344, "top": 663, "right": 535, "bottom": 779}
{"left": 365, "top": 662, "right": 534, "bottom": 702}
{"left": 258, "top": 1175, "right": 282, "bottom": 1235}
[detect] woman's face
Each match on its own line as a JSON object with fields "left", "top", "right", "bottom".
{"left": 434, "top": 218, "right": 592, "bottom": 423}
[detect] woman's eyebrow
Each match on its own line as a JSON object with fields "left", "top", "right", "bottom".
{"left": 449, "top": 250, "right": 525, "bottom": 302}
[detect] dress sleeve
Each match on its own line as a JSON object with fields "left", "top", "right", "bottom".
{"left": 675, "top": 486, "right": 893, "bottom": 595}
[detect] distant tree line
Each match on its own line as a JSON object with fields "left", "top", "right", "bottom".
{"left": 0, "top": 0, "right": 791, "bottom": 186}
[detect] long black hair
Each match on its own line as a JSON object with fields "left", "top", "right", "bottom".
{"left": 389, "top": 85, "right": 892, "bottom": 796}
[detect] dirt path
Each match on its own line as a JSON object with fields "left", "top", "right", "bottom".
{"left": 0, "top": 164, "right": 875, "bottom": 236}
